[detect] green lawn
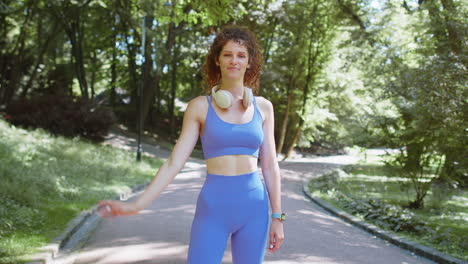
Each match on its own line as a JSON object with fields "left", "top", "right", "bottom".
{"left": 0, "top": 118, "right": 162, "bottom": 264}
{"left": 309, "top": 150, "right": 467, "bottom": 261}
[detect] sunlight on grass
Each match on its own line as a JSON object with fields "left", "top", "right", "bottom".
{"left": 0, "top": 233, "right": 46, "bottom": 264}
{"left": 449, "top": 195, "right": 468, "bottom": 207}
{"left": 309, "top": 148, "right": 468, "bottom": 261}
{"left": 343, "top": 174, "right": 416, "bottom": 182}
{"left": 0, "top": 118, "right": 163, "bottom": 263}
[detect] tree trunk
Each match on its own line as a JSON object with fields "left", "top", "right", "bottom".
{"left": 140, "top": 4, "right": 190, "bottom": 127}
{"left": 116, "top": 0, "right": 139, "bottom": 111}
{"left": 284, "top": 118, "right": 304, "bottom": 160}
{"left": 169, "top": 36, "right": 180, "bottom": 137}
{"left": 126, "top": 36, "right": 139, "bottom": 111}
{"left": 2, "top": 0, "right": 35, "bottom": 105}
{"left": 439, "top": 150, "right": 457, "bottom": 181}
{"left": 284, "top": 23, "right": 319, "bottom": 159}
{"left": 276, "top": 76, "right": 293, "bottom": 154}
{"left": 110, "top": 17, "right": 117, "bottom": 107}
{"left": 76, "top": 18, "right": 89, "bottom": 98}
{"left": 139, "top": 16, "right": 156, "bottom": 129}
{"left": 141, "top": 20, "right": 178, "bottom": 126}
{"left": 404, "top": 142, "right": 423, "bottom": 172}
{"left": 22, "top": 22, "right": 61, "bottom": 98}
{"left": 260, "top": 17, "right": 279, "bottom": 96}
{"left": 65, "top": 8, "right": 89, "bottom": 98}
{"left": 90, "top": 50, "right": 97, "bottom": 99}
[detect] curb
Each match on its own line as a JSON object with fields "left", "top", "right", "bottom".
{"left": 302, "top": 172, "right": 467, "bottom": 264}
{"left": 24, "top": 183, "right": 149, "bottom": 264}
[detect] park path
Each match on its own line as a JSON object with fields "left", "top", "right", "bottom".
{"left": 69, "top": 130, "right": 434, "bottom": 264}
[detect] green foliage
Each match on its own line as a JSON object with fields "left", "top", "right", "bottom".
{"left": 309, "top": 163, "right": 468, "bottom": 260}
{"left": 0, "top": 0, "right": 465, "bottom": 168}
{"left": 5, "top": 95, "right": 116, "bottom": 142}
{"left": 320, "top": 0, "right": 467, "bottom": 186}
{"left": 309, "top": 169, "right": 342, "bottom": 193}
{"left": 0, "top": 118, "right": 162, "bottom": 262}
{"left": 383, "top": 150, "right": 445, "bottom": 209}
{"left": 310, "top": 169, "right": 430, "bottom": 233}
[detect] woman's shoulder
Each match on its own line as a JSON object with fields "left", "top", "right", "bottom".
{"left": 255, "top": 96, "right": 273, "bottom": 111}
{"left": 185, "top": 96, "right": 209, "bottom": 119}
{"left": 255, "top": 96, "right": 274, "bottom": 121}
{"left": 189, "top": 95, "right": 209, "bottom": 107}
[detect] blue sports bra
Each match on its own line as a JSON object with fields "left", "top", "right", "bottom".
{"left": 201, "top": 95, "right": 264, "bottom": 160}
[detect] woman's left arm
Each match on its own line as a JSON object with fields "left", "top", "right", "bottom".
{"left": 258, "top": 97, "right": 284, "bottom": 253}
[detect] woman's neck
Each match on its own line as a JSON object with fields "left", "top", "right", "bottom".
{"left": 219, "top": 80, "right": 244, "bottom": 98}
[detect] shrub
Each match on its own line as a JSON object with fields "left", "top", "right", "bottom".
{"left": 5, "top": 95, "right": 116, "bottom": 142}
{"left": 310, "top": 169, "right": 430, "bottom": 233}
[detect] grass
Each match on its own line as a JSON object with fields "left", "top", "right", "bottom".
{"left": 0, "top": 118, "right": 163, "bottom": 264}
{"left": 309, "top": 149, "right": 468, "bottom": 261}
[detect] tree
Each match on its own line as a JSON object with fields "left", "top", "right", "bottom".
{"left": 346, "top": 0, "right": 467, "bottom": 207}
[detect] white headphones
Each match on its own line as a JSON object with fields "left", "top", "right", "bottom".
{"left": 211, "top": 85, "right": 253, "bottom": 109}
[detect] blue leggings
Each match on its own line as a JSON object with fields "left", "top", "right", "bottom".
{"left": 187, "top": 171, "right": 269, "bottom": 264}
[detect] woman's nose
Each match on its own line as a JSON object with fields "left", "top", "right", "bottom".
{"left": 231, "top": 55, "right": 240, "bottom": 64}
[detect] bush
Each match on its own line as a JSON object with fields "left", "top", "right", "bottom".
{"left": 310, "top": 169, "right": 430, "bottom": 233}
{"left": 309, "top": 167, "right": 467, "bottom": 260}
{"left": 5, "top": 95, "right": 116, "bottom": 142}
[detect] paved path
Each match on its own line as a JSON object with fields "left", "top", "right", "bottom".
{"left": 70, "top": 131, "right": 434, "bottom": 264}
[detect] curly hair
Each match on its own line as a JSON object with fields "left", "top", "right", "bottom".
{"left": 203, "top": 25, "right": 263, "bottom": 94}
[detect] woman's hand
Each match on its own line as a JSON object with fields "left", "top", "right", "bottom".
{"left": 267, "top": 219, "right": 284, "bottom": 253}
{"left": 97, "top": 200, "right": 139, "bottom": 217}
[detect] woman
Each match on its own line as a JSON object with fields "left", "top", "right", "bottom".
{"left": 99, "top": 25, "right": 284, "bottom": 264}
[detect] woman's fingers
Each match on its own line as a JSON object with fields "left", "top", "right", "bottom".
{"left": 97, "top": 204, "right": 112, "bottom": 217}
{"left": 98, "top": 200, "right": 139, "bottom": 217}
{"left": 97, "top": 200, "right": 116, "bottom": 217}
{"left": 274, "top": 233, "right": 284, "bottom": 252}
{"left": 269, "top": 237, "right": 280, "bottom": 252}
{"left": 268, "top": 232, "right": 276, "bottom": 252}
{"left": 267, "top": 224, "right": 285, "bottom": 253}
{"left": 97, "top": 200, "right": 126, "bottom": 217}
{"left": 268, "top": 233, "right": 283, "bottom": 253}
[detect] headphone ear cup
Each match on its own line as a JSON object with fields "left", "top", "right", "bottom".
{"left": 243, "top": 87, "right": 253, "bottom": 108}
{"left": 213, "top": 89, "right": 233, "bottom": 108}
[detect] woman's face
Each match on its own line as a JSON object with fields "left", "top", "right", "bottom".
{"left": 216, "top": 40, "right": 250, "bottom": 82}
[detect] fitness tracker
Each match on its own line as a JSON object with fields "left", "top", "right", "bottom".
{"left": 271, "top": 213, "right": 286, "bottom": 222}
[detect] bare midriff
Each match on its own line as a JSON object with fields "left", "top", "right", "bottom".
{"left": 206, "top": 155, "right": 258, "bottom": 176}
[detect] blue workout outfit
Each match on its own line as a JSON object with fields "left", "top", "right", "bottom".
{"left": 187, "top": 96, "right": 269, "bottom": 264}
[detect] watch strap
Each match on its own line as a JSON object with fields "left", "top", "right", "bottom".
{"left": 271, "top": 213, "right": 286, "bottom": 221}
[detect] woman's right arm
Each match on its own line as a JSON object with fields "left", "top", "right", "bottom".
{"left": 99, "top": 96, "right": 205, "bottom": 216}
